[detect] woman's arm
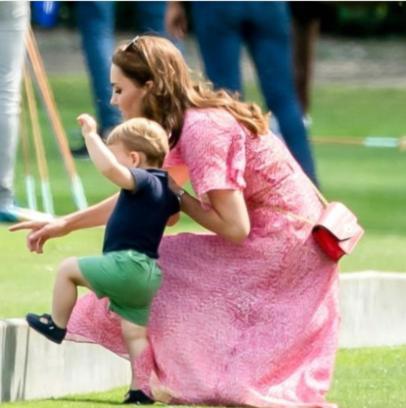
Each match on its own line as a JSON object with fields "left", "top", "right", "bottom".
{"left": 179, "top": 189, "right": 250, "bottom": 244}
{"left": 167, "top": 166, "right": 249, "bottom": 241}
{"left": 9, "top": 194, "right": 118, "bottom": 253}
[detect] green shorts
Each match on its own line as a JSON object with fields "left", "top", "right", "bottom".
{"left": 78, "top": 250, "right": 162, "bottom": 326}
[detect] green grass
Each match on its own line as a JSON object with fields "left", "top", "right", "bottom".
{"left": 311, "top": 86, "right": 406, "bottom": 139}
{"left": 328, "top": 346, "right": 406, "bottom": 408}
{"left": 1, "top": 346, "right": 406, "bottom": 408}
{"left": 2, "top": 78, "right": 406, "bottom": 407}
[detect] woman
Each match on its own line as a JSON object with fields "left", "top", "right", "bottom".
{"left": 12, "top": 36, "right": 339, "bottom": 407}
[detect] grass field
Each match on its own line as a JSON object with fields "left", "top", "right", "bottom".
{"left": 1, "top": 77, "right": 406, "bottom": 406}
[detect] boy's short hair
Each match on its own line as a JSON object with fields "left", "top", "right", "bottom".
{"left": 106, "top": 118, "right": 169, "bottom": 167}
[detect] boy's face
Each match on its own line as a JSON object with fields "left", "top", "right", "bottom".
{"left": 109, "top": 142, "right": 139, "bottom": 168}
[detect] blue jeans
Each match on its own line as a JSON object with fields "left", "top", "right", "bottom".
{"left": 191, "top": 2, "right": 317, "bottom": 183}
{"left": 75, "top": 1, "right": 167, "bottom": 134}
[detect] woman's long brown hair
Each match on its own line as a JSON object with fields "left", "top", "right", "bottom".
{"left": 113, "top": 35, "right": 269, "bottom": 148}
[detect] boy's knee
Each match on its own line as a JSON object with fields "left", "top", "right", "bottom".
{"left": 57, "top": 257, "right": 79, "bottom": 279}
{"left": 58, "top": 256, "right": 75, "bottom": 271}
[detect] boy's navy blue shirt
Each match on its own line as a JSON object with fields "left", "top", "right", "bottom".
{"left": 103, "top": 168, "right": 180, "bottom": 259}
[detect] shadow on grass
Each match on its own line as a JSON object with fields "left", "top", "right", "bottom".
{"left": 58, "top": 398, "right": 184, "bottom": 407}
{"left": 56, "top": 397, "right": 123, "bottom": 405}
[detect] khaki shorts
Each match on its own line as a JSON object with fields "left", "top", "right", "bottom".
{"left": 78, "top": 250, "right": 162, "bottom": 326}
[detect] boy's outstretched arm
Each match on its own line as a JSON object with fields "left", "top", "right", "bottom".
{"left": 77, "top": 114, "right": 135, "bottom": 190}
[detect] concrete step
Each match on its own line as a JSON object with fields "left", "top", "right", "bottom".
{"left": 339, "top": 271, "right": 406, "bottom": 348}
{"left": 0, "top": 319, "right": 130, "bottom": 403}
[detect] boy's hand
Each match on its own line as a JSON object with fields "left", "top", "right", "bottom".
{"left": 9, "top": 218, "right": 69, "bottom": 254}
{"left": 77, "top": 113, "right": 98, "bottom": 138}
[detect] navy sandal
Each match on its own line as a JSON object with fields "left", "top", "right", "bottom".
{"left": 123, "top": 390, "right": 154, "bottom": 405}
{"left": 26, "top": 313, "right": 66, "bottom": 344}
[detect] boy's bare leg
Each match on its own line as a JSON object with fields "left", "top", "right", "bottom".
{"left": 52, "top": 257, "right": 92, "bottom": 328}
{"left": 120, "top": 318, "right": 148, "bottom": 390}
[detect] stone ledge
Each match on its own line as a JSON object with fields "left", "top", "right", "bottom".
{"left": 339, "top": 271, "right": 406, "bottom": 348}
{"left": 0, "top": 318, "right": 130, "bottom": 402}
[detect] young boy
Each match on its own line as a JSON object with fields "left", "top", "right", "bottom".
{"left": 25, "top": 114, "right": 180, "bottom": 403}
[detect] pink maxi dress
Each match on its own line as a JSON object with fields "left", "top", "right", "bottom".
{"left": 67, "top": 108, "right": 339, "bottom": 408}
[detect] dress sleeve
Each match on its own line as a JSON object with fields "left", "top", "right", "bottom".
{"left": 181, "top": 110, "right": 247, "bottom": 205}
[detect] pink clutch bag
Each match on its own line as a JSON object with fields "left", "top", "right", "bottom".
{"left": 268, "top": 177, "right": 364, "bottom": 262}
{"left": 312, "top": 201, "right": 364, "bottom": 261}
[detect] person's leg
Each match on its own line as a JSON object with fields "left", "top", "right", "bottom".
{"left": 109, "top": 251, "right": 161, "bottom": 403}
{"left": 290, "top": 2, "right": 325, "bottom": 115}
{"left": 135, "top": 1, "right": 166, "bottom": 34}
{"left": 0, "top": 2, "right": 29, "bottom": 211}
{"left": 244, "top": 2, "right": 317, "bottom": 183}
{"left": 75, "top": 1, "right": 121, "bottom": 135}
{"left": 291, "top": 17, "right": 320, "bottom": 115}
{"left": 190, "top": 2, "right": 243, "bottom": 93}
{"left": 121, "top": 319, "right": 154, "bottom": 404}
{"left": 51, "top": 257, "right": 92, "bottom": 328}
{"left": 26, "top": 256, "right": 92, "bottom": 343}
{"left": 121, "top": 319, "right": 148, "bottom": 389}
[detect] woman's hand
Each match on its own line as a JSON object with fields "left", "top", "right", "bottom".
{"left": 165, "top": 2, "right": 188, "bottom": 39}
{"left": 9, "top": 218, "right": 70, "bottom": 254}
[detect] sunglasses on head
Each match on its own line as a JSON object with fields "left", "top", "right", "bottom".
{"left": 124, "top": 36, "right": 140, "bottom": 52}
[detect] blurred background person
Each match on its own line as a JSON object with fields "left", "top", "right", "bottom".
{"left": 0, "top": 1, "right": 31, "bottom": 222}
{"left": 290, "top": 1, "right": 322, "bottom": 122}
{"left": 72, "top": 1, "right": 169, "bottom": 158}
{"left": 166, "top": 1, "right": 318, "bottom": 183}
{"left": 290, "top": 2, "right": 335, "bottom": 127}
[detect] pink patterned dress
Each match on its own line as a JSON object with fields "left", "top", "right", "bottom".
{"left": 67, "top": 108, "right": 339, "bottom": 408}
